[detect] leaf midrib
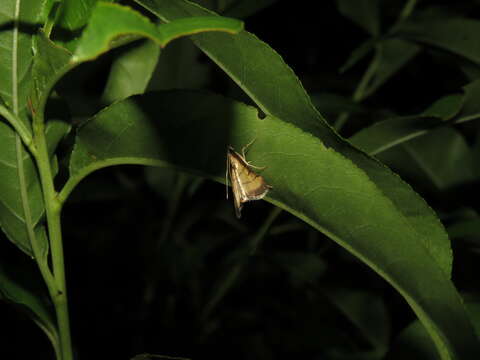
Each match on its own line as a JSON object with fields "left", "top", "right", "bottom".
{"left": 11, "top": 0, "right": 38, "bottom": 253}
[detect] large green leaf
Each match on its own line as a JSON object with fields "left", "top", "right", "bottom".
{"left": 72, "top": 2, "right": 243, "bottom": 63}
{"left": 0, "top": 0, "right": 48, "bottom": 256}
{"left": 66, "top": 90, "right": 479, "bottom": 359}
{"left": 0, "top": 0, "right": 45, "bottom": 115}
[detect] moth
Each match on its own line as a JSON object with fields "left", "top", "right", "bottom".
{"left": 226, "top": 142, "right": 272, "bottom": 218}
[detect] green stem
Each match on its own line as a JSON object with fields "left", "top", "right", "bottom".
{"left": 33, "top": 119, "right": 73, "bottom": 360}
{"left": 334, "top": 0, "right": 418, "bottom": 132}
{"left": 16, "top": 133, "right": 57, "bottom": 295}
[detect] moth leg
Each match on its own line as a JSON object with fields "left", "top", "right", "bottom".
{"left": 241, "top": 138, "right": 266, "bottom": 170}
{"left": 248, "top": 163, "right": 267, "bottom": 170}
{"left": 241, "top": 138, "right": 257, "bottom": 158}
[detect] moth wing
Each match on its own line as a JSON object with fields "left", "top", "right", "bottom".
{"left": 229, "top": 164, "right": 245, "bottom": 218}
{"left": 238, "top": 170, "right": 271, "bottom": 201}
{"left": 227, "top": 147, "right": 272, "bottom": 218}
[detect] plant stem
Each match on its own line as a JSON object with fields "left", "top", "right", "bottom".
{"left": 201, "top": 206, "right": 282, "bottom": 321}
{"left": 33, "top": 119, "right": 73, "bottom": 360}
{"left": 334, "top": 49, "right": 380, "bottom": 131}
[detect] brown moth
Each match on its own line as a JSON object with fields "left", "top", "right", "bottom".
{"left": 226, "top": 144, "right": 272, "bottom": 218}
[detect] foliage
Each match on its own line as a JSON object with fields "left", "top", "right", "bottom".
{"left": 1, "top": 0, "right": 480, "bottom": 359}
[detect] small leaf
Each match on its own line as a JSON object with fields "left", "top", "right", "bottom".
{"left": 273, "top": 252, "right": 326, "bottom": 288}
{"left": 72, "top": 2, "right": 243, "bottom": 62}
{"left": 457, "top": 79, "right": 480, "bottom": 123}
{"left": 350, "top": 94, "right": 464, "bottom": 155}
{"left": 31, "top": 32, "right": 72, "bottom": 114}
{"left": 398, "top": 16, "right": 480, "bottom": 65}
{"left": 401, "top": 127, "right": 475, "bottom": 191}
{"left": 326, "top": 289, "right": 390, "bottom": 357}
{"left": 51, "top": 0, "right": 113, "bottom": 51}
{"left": 337, "top": 0, "right": 381, "bottom": 36}
{"left": 365, "top": 38, "right": 421, "bottom": 97}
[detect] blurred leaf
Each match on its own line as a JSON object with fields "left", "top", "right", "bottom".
{"left": 376, "top": 126, "right": 476, "bottom": 193}
{"left": 72, "top": 2, "right": 243, "bottom": 63}
{"left": 365, "top": 38, "right": 421, "bottom": 97}
{"left": 65, "top": 90, "right": 479, "bottom": 359}
{"left": 401, "top": 127, "right": 475, "bottom": 191}
{"left": 102, "top": 39, "right": 160, "bottom": 103}
{"left": 326, "top": 289, "right": 390, "bottom": 358}
{"left": 0, "top": 261, "right": 59, "bottom": 354}
{"left": 340, "top": 39, "right": 375, "bottom": 73}
{"left": 388, "top": 295, "right": 480, "bottom": 360}
{"left": 273, "top": 252, "right": 326, "bottom": 288}
{"left": 457, "top": 79, "right": 480, "bottom": 123}
{"left": 387, "top": 321, "right": 438, "bottom": 360}
{"left": 422, "top": 94, "right": 464, "bottom": 119}
{"left": 465, "top": 301, "right": 480, "bottom": 338}
{"left": 221, "top": 0, "right": 278, "bottom": 19}
{"left": 350, "top": 94, "right": 464, "bottom": 155}
{"left": 447, "top": 218, "right": 480, "bottom": 242}
{"left": 337, "top": 0, "right": 380, "bottom": 36}
{"left": 310, "top": 93, "right": 367, "bottom": 117}
{"left": 147, "top": 37, "right": 209, "bottom": 91}
{"left": 145, "top": 167, "right": 181, "bottom": 200}
{"left": 398, "top": 16, "right": 480, "bottom": 65}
